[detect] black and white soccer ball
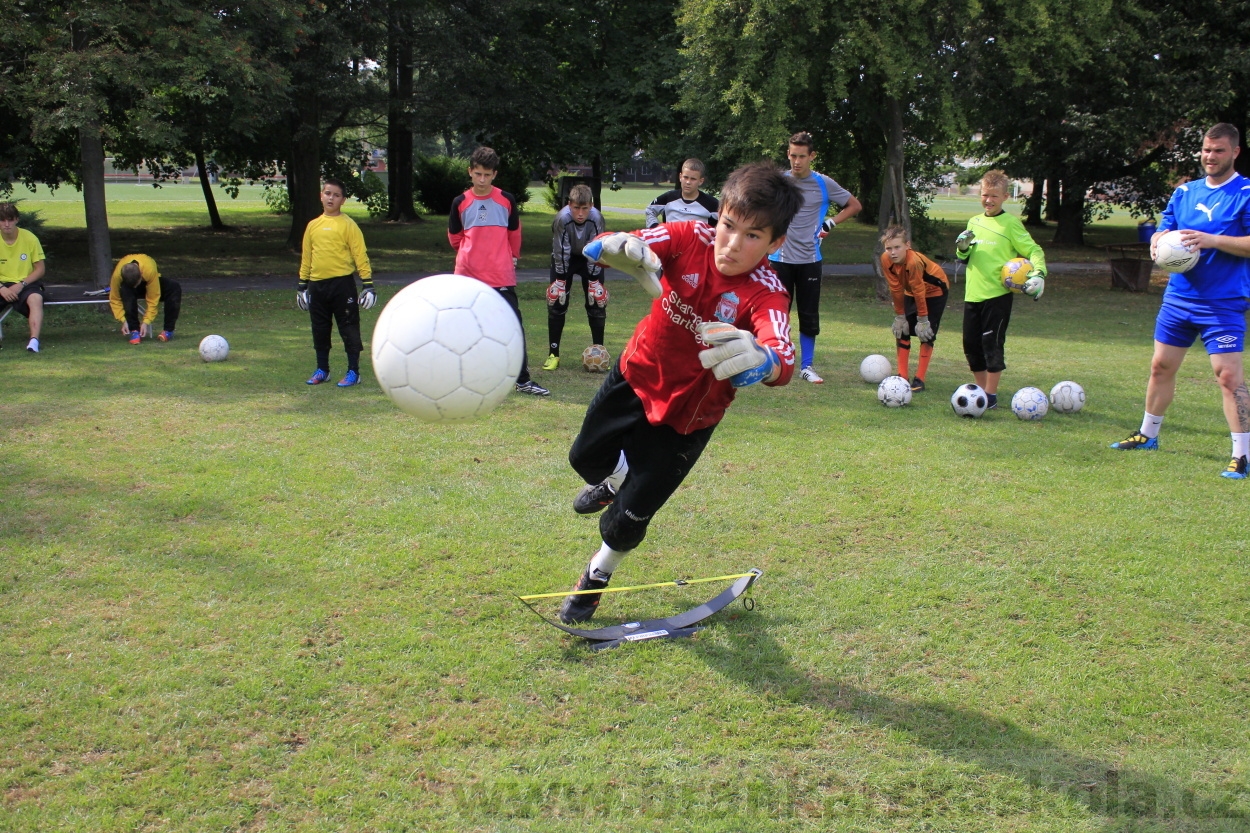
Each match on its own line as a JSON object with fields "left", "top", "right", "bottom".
{"left": 950, "top": 383, "right": 988, "bottom": 418}
{"left": 1049, "top": 380, "right": 1086, "bottom": 414}
{"left": 877, "top": 375, "right": 912, "bottom": 408}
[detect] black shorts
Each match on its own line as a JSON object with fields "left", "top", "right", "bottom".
{"left": 569, "top": 363, "right": 715, "bottom": 551}
{"left": 962, "top": 292, "right": 1013, "bottom": 373}
{"left": 904, "top": 290, "right": 948, "bottom": 341}
{"left": 0, "top": 281, "right": 45, "bottom": 318}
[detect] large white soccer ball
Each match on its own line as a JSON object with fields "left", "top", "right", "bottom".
{"left": 877, "top": 374, "right": 912, "bottom": 408}
{"left": 1011, "top": 386, "right": 1049, "bottom": 421}
{"left": 1153, "top": 230, "right": 1199, "bottom": 273}
{"left": 199, "top": 334, "right": 229, "bottom": 362}
{"left": 1049, "top": 380, "right": 1086, "bottom": 414}
{"left": 371, "top": 274, "right": 524, "bottom": 422}
{"left": 950, "top": 383, "right": 988, "bottom": 418}
{"left": 860, "top": 353, "right": 893, "bottom": 384}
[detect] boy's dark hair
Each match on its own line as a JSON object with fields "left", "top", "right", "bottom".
{"left": 1206, "top": 122, "right": 1241, "bottom": 148}
{"left": 681, "top": 158, "right": 706, "bottom": 176}
{"left": 120, "top": 260, "right": 144, "bottom": 288}
{"left": 568, "top": 184, "right": 593, "bottom": 206}
{"left": 0, "top": 202, "right": 19, "bottom": 222}
{"left": 323, "top": 178, "right": 347, "bottom": 196}
{"left": 788, "top": 131, "right": 815, "bottom": 151}
{"left": 880, "top": 224, "right": 909, "bottom": 245}
{"left": 470, "top": 146, "right": 500, "bottom": 171}
{"left": 719, "top": 162, "right": 803, "bottom": 241}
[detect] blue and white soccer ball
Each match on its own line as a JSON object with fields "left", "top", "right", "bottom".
{"left": 371, "top": 274, "right": 524, "bottom": 422}
{"left": 860, "top": 354, "right": 893, "bottom": 384}
{"left": 877, "top": 375, "right": 912, "bottom": 408}
{"left": 1049, "top": 380, "right": 1086, "bottom": 414}
{"left": 950, "top": 383, "right": 988, "bottom": 418}
{"left": 1011, "top": 386, "right": 1049, "bottom": 421}
{"left": 198, "top": 334, "right": 229, "bottom": 362}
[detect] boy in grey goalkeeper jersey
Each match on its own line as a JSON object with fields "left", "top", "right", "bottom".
{"left": 768, "top": 131, "right": 861, "bottom": 383}
{"left": 544, "top": 184, "right": 609, "bottom": 370}
{"left": 645, "top": 158, "right": 719, "bottom": 228}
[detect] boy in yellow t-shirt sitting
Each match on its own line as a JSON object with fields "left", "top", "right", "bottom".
{"left": 0, "top": 202, "right": 47, "bottom": 353}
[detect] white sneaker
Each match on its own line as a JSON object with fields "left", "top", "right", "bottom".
{"left": 26, "top": 338, "right": 39, "bottom": 353}
{"left": 799, "top": 366, "right": 823, "bottom": 384}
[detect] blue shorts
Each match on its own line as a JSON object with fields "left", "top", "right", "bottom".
{"left": 1154, "top": 296, "right": 1249, "bottom": 353}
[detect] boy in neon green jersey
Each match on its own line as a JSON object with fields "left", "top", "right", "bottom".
{"left": 955, "top": 170, "right": 1047, "bottom": 409}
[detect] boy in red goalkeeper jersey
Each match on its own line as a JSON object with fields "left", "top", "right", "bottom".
{"left": 557, "top": 161, "right": 803, "bottom": 624}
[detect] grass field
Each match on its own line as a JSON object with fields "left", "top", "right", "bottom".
{"left": 7, "top": 181, "right": 1148, "bottom": 284}
{"left": 2, "top": 269, "right": 1247, "bottom": 831}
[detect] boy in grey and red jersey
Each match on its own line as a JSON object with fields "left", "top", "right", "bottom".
{"left": 448, "top": 146, "right": 548, "bottom": 396}
{"left": 555, "top": 161, "right": 803, "bottom": 624}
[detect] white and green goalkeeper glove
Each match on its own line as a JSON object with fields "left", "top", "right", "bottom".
{"left": 583, "top": 233, "right": 662, "bottom": 298}
{"left": 697, "top": 321, "right": 778, "bottom": 388}
{"left": 1023, "top": 269, "right": 1045, "bottom": 300}
{"left": 956, "top": 230, "right": 978, "bottom": 255}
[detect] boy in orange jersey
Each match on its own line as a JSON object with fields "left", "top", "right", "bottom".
{"left": 297, "top": 178, "right": 375, "bottom": 387}
{"left": 879, "top": 225, "right": 949, "bottom": 391}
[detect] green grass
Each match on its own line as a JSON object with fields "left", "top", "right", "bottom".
{"left": 8, "top": 182, "right": 1147, "bottom": 285}
{"left": 2, "top": 274, "right": 1247, "bottom": 831}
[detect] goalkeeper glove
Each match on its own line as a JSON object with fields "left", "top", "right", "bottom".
{"left": 588, "top": 280, "right": 608, "bottom": 308}
{"left": 583, "top": 232, "right": 663, "bottom": 298}
{"left": 1023, "top": 270, "right": 1045, "bottom": 300}
{"left": 956, "top": 230, "right": 977, "bottom": 254}
{"left": 296, "top": 281, "right": 310, "bottom": 311}
{"left": 818, "top": 217, "right": 837, "bottom": 239}
{"left": 696, "top": 321, "right": 778, "bottom": 388}
{"left": 546, "top": 278, "right": 567, "bottom": 307}
{"left": 891, "top": 314, "right": 909, "bottom": 340}
{"left": 915, "top": 315, "right": 934, "bottom": 343}
{"left": 358, "top": 281, "right": 376, "bottom": 310}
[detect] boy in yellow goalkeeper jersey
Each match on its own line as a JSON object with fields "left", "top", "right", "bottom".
{"left": 297, "top": 178, "right": 375, "bottom": 387}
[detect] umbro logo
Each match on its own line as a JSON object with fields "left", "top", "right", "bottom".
{"left": 1215, "top": 335, "right": 1237, "bottom": 347}
{"left": 682, "top": 272, "right": 700, "bottom": 288}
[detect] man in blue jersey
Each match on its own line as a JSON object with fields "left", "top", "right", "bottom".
{"left": 769, "top": 132, "right": 861, "bottom": 383}
{"left": 1111, "top": 123, "right": 1250, "bottom": 479}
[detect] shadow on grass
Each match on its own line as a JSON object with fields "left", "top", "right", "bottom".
{"left": 698, "top": 614, "right": 1246, "bottom": 831}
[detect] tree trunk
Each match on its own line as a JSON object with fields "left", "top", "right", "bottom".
{"left": 1052, "top": 177, "right": 1087, "bottom": 246}
{"left": 871, "top": 97, "right": 907, "bottom": 302}
{"left": 1022, "top": 172, "right": 1044, "bottom": 226}
{"left": 78, "top": 124, "right": 112, "bottom": 288}
{"left": 1044, "top": 175, "right": 1059, "bottom": 222}
{"left": 195, "top": 144, "right": 226, "bottom": 230}
{"left": 590, "top": 154, "right": 604, "bottom": 207}
{"left": 385, "top": 8, "right": 419, "bottom": 222}
{"left": 286, "top": 109, "right": 323, "bottom": 250}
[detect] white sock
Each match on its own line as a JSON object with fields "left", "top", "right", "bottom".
{"left": 1233, "top": 433, "right": 1250, "bottom": 460}
{"left": 1139, "top": 412, "right": 1164, "bottom": 439}
{"left": 604, "top": 451, "right": 628, "bottom": 491}
{"left": 588, "top": 541, "right": 628, "bottom": 580}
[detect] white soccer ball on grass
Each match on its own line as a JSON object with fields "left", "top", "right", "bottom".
{"left": 877, "top": 375, "right": 912, "bottom": 408}
{"left": 371, "top": 274, "right": 524, "bottom": 422}
{"left": 860, "top": 354, "right": 893, "bottom": 384}
{"left": 1011, "top": 386, "right": 1049, "bottom": 421}
{"left": 199, "top": 334, "right": 229, "bottom": 362}
{"left": 1049, "top": 381, "right": 1086, "bottom": 414}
